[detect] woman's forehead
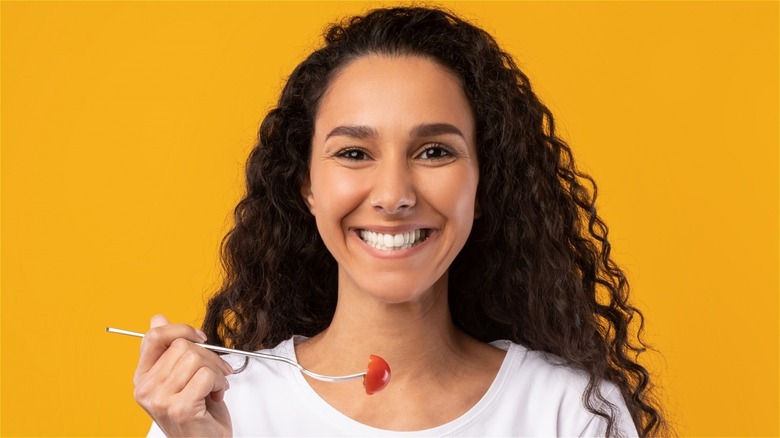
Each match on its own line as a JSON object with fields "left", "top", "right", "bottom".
{"left": 313, "top": 55, "right": 475, "bottom": 142}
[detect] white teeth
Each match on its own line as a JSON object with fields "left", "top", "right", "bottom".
{"left": 359, "top": 229, "right": 429, "bottom": 251}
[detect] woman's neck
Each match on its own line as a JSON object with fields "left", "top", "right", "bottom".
{"left": 293, "top": 276, "right": 506, "bottom": 431}
{"left": 298, "top": 273, "right": 462, "bottom": 381}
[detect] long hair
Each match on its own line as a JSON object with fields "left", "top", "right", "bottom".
{"left": 203, "top": 6, "right": 665, "bottom": 436}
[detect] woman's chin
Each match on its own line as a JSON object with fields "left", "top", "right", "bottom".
{"left": 343, "top": 276, "right": 448, "bottom": 308}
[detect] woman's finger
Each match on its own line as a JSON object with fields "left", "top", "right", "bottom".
{"left": 152, "top": 371, "right": 232, "bottom": 437}
{"left": 150, "top": 314, "right": 170, "bottom": 328}
{"left": 135, "top": 316, "right": 208, "bottom": 379}
{"left": 179, "top": 366, "right": 230, "bottom": 405}
{"left": 153, "top": 340, "right": 232, "bottom": 396}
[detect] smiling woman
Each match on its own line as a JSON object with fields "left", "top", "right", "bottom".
{"left": 130, "top": 6, "right": 666, "bottom": 437}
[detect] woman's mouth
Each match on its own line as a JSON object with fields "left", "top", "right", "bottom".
{"left": 358, "top": 229, "right": 431, "bottom": 251}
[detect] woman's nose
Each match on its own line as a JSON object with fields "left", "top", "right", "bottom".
{"left": 369, "top": 160, "right": 416, "bottom": 215}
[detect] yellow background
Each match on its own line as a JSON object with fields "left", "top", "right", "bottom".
{"left": 2, "top": 1, "right": 777, "bottom": 436}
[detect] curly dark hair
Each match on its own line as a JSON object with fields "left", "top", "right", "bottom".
{"left": 202, "top": 6, "right": 665, "bottom": 437}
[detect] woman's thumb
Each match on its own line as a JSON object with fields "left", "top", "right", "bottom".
{"left": 150, "top": 314, "right": 170, "bottom": 328}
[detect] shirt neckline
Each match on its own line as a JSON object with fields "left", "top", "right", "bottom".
{"left": 278, "top": 337, "right": 523, "bottom": 436}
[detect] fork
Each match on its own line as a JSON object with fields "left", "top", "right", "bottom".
{"left": 106, "top": 327, "right": 366, "bottom": 382}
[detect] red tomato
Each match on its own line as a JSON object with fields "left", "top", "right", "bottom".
{"left": 363, "top": 354, "right": 391, "bottom": 394}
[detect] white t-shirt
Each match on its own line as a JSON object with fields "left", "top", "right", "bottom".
{"left": 149, "top": 338, "right": 638, "bottom": 437}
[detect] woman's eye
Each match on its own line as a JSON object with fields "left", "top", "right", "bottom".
{"left": 418, "top": 145, "right": 453, "bottom": 160}
{"left": 336, "top": 148, "right": 369, "bottom": 160}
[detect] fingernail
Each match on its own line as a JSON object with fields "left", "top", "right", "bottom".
{"left": 196, "top": 329, "right": 207, "bottom": 342}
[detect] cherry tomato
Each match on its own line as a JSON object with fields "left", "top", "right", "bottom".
{"left": 363, "top": 354, "right": 391, "bottom": 394}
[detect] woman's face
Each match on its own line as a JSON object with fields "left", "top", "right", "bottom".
{"left": 303, "top": 55, "right": 479, "bottom": 305}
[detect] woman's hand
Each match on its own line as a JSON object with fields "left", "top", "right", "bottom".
{"left": 133, "top": 315, "right": 233, "bottom": 437}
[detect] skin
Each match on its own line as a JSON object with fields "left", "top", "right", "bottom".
{"left": 134, "top": 55, "right": 505, "bottom": 435}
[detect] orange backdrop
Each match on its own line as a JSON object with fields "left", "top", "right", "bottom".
{"left": 2, "top": 1, "right": 778, "bottom": 436}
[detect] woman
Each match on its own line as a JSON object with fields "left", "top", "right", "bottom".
{"left": 133, "top": 6, "right": 665, "bottom": 437}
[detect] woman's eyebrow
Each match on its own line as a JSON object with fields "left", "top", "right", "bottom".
{"left": 325, "top": 123, "right": 466, "bottom": 140}
{"left": 325, "top": 125, "right": 378, "bottom": 140}
{"left": 411, "top": 123, "right": 465, "bottom": 139}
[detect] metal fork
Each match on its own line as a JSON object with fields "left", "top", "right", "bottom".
{"left": 106, "top": 327, "right": 366, "bottom": 382}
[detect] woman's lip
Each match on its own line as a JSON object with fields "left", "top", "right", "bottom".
{"left": 349, "top": 225, "right": 434, "bottom": 233}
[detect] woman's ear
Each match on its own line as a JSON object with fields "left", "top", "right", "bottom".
{"left": 301, "top": 177, "right": 316, "bottom": 215}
